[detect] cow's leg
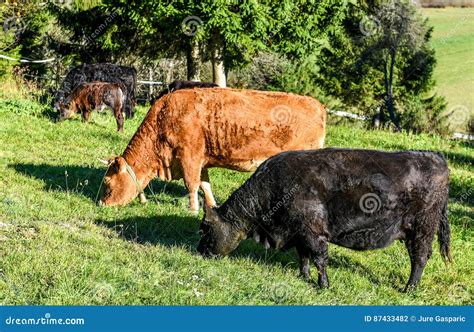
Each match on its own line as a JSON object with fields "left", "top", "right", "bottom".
{"left": 184, "top": 180, "right": 199, "bottom": 215}
{"left": 181, "top": 155, "right": 202, "bottom": 214}
{"left": 404, "top": 222, "right": 435, "bottom": 292}
{"left": 296, "top": 246, "right": 311, "bottom": 282}
{"left": 113, "top": 103, "right": 124, "bottom": 132}
{"left": 200, "top": 168, "right": 216, "bottom": 207}
{"left": 82, "top": 108, "right": 91, "bottom": 122}
{"left": 307, "top": 235, "right": 329, "bottom": 288}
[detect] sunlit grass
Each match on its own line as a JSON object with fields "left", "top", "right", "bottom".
{"left": 0, "top": 100, "right": 472, "bottom": 305}
{"left": 423, "top": 7, "right": 474, "bottom": 132}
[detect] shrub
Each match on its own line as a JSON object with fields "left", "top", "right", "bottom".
{"left": 0, "top": 98, "right": 49, "bottom": 117}
{"left": 227, "top": 53, "right": 287, "bottom": 90}
{"left": 398, "top": 94, "right": 449, "bottom": 135}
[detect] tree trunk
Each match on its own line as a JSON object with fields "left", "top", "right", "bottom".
{"left": 186, "top": 38, "right": 201, "bottom": 81}
{"left": 383, "top": 54, "right": 400, "bottom": 131}
{"left": 211, "top": 32, "right": 226, "bottom": 87}
{"left": 165, "top": 59, "right": 174, "bottom": 83}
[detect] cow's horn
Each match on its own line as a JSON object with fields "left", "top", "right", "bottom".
{"left": 98, "top": 158, "right": 109, "bottom": 165}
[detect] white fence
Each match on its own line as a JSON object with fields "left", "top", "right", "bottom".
{"left": 327, "top": 109, "right": 473, "bottom": 141}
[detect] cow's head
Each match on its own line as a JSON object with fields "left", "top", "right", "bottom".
{"left": 56, "top": 98, "right": 76, "bottom": 121}
{"left": 99, "top": 157, "right": 138, "bottom": 206}
{"left": 197, "top": 206, "right": 246, "bottom": 257}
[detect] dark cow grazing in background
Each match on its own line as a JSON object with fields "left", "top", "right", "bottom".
{"left": 58, "top": 82, "right": 126, "bottom": 132}
{"left": 150, "top": 80, "right": 218, "bottom": 104}
{"left": 54, "top": 63, "right": 137, "bottom": 119}
{"left": 99, "top": 88, "right": 326, "bottom": 212}
{"left": 197, "top": 148, "right": 451, "bottom": 291}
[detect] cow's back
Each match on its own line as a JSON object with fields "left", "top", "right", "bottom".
{"left": 161, "top": 88, "right": 326, "bottom": 171}
{"left": 259, "top": 148, "right": 449, "bottom": 249}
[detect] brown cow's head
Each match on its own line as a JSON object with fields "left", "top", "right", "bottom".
{"left": 57, "top": 99, "right": 76, "bottom": 121}
{"left": 197, "top": 206, "right": 246, "bottom": 257}
{"left": 99, "top": 157, "right": 138, "bottom": 206}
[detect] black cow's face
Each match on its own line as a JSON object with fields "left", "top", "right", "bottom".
{"left": 197, "top": 206, "right": 245, "bottom": 257}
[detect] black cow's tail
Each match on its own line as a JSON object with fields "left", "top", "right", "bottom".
{"left": 438, "top": 194, "right": 452, "bottom": 264}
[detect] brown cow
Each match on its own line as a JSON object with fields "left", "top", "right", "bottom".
{"left": 99, "top": 88, "right": 326, "bottom": 212}
{"left": 58, "top": 82, "right": 126, "bottom": 132}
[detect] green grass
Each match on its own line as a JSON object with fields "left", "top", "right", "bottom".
{"left": 0, "top": 101, "right": 473, "bottom": 305}
{"left": 423, "top": 7, "right": 474, "bottom": 130}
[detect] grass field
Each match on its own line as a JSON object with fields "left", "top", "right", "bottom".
{"left": 0, "top": 101, "right": 472, "bottom": 305}
{"left": 423, "top": 7, "right": 474, "bottom": 130}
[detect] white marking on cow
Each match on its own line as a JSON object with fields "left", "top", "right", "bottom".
{"left": 200, "top": 181, "right": 216, "bottom": 207}
{"left": 319, "top": 136, "right": 325, "bottom": 148}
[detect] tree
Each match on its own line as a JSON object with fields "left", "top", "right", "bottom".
{"left": 316, "top": 0, "right": 445, "bottom": 131}
{"left": 368, "top": 1, "right": 427, "bottom": 129}
{"left": 95, "top": 0, "right": 349, "bottom": 86}
{"left": 0, "top": 1, "right": 28, "bottom": 78}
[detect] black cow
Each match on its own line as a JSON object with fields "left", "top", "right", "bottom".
{"left": 150, "top": 80, "right": 218, "bottom": 104}
{"left": 54, "top": 63, "right": 137, "bottom": 119}
{"left": 197, "top": 148, "right": 451, "bottom": 291}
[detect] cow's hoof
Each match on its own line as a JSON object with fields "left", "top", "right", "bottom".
{"left": 403, "top": 284, "right": 417, "bottom": 293}
{"left": 318, "top": 277, "right": 329, "bottom": 289}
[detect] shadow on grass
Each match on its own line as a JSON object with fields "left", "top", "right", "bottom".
{"left": 95, "top": 215, "right": 200, "bottom": 249}
{"left": 231, "top": 240, "right": 395, "bottom": 286}
{"left": 450, "top": 178, "right": 474, "bottom": 209}
{"left": 11, "top": 163, "right": 106, "bottom": 202}
{"left": 41, "top": 106, "right": 60, "bottom": 122}
{"left": 95, "top": 213, "right": 405, "bottom": 288}
{"left": 9, "top": 163, "right": 189, "bottom": 204}
{"left": 443, "top": 150, "right": 474, "bottom": 171}
{"left": 146, "top": 178, "right": 189, "bottom": 199}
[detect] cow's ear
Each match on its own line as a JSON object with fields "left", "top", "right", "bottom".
{"left": 204, "top": 205, "right": 219, "bottom": 223}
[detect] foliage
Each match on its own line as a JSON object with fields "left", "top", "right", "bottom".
{"left": 0, "top": 98, "right": 48, "bottom": 116}
{"left": 228, "top": 52, "right": 328, "bottom": 104}
{"left": 0, "top": 1, "right": 23, "bottom": 78}
{"left": 398, "top": 94, "right": 449, "bottom": 135}
{"left": 91, "top": 0, "right": 349, "bottom": 71}
{"left": 0, "top": 1, "right": 465, "bottom": 135}
{"left": 227, "top": 52, "right": 286, "bottom": 90}
{"left": 315, "top": 0, "right": 446, "bottom": 133}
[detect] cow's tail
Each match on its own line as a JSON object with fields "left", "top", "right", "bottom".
{"left": 438, "top": 192, "right": 452, "bottom": 264}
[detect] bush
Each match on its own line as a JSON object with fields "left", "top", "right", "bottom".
{"left": 398, "top": 94, "right": 449, "bottom": 135}
{"left": 227, "top": 52, "right": 287, "bottom": 90}
{"left": 0, "top": 98, "right": 49, "bottom": 117}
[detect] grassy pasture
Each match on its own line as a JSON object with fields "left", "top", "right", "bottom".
{"left": 422, "top": 7, "right": 474, "bottom": 131}
{"left": 0, "top": 101, "right": 472, "bottom": 305}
